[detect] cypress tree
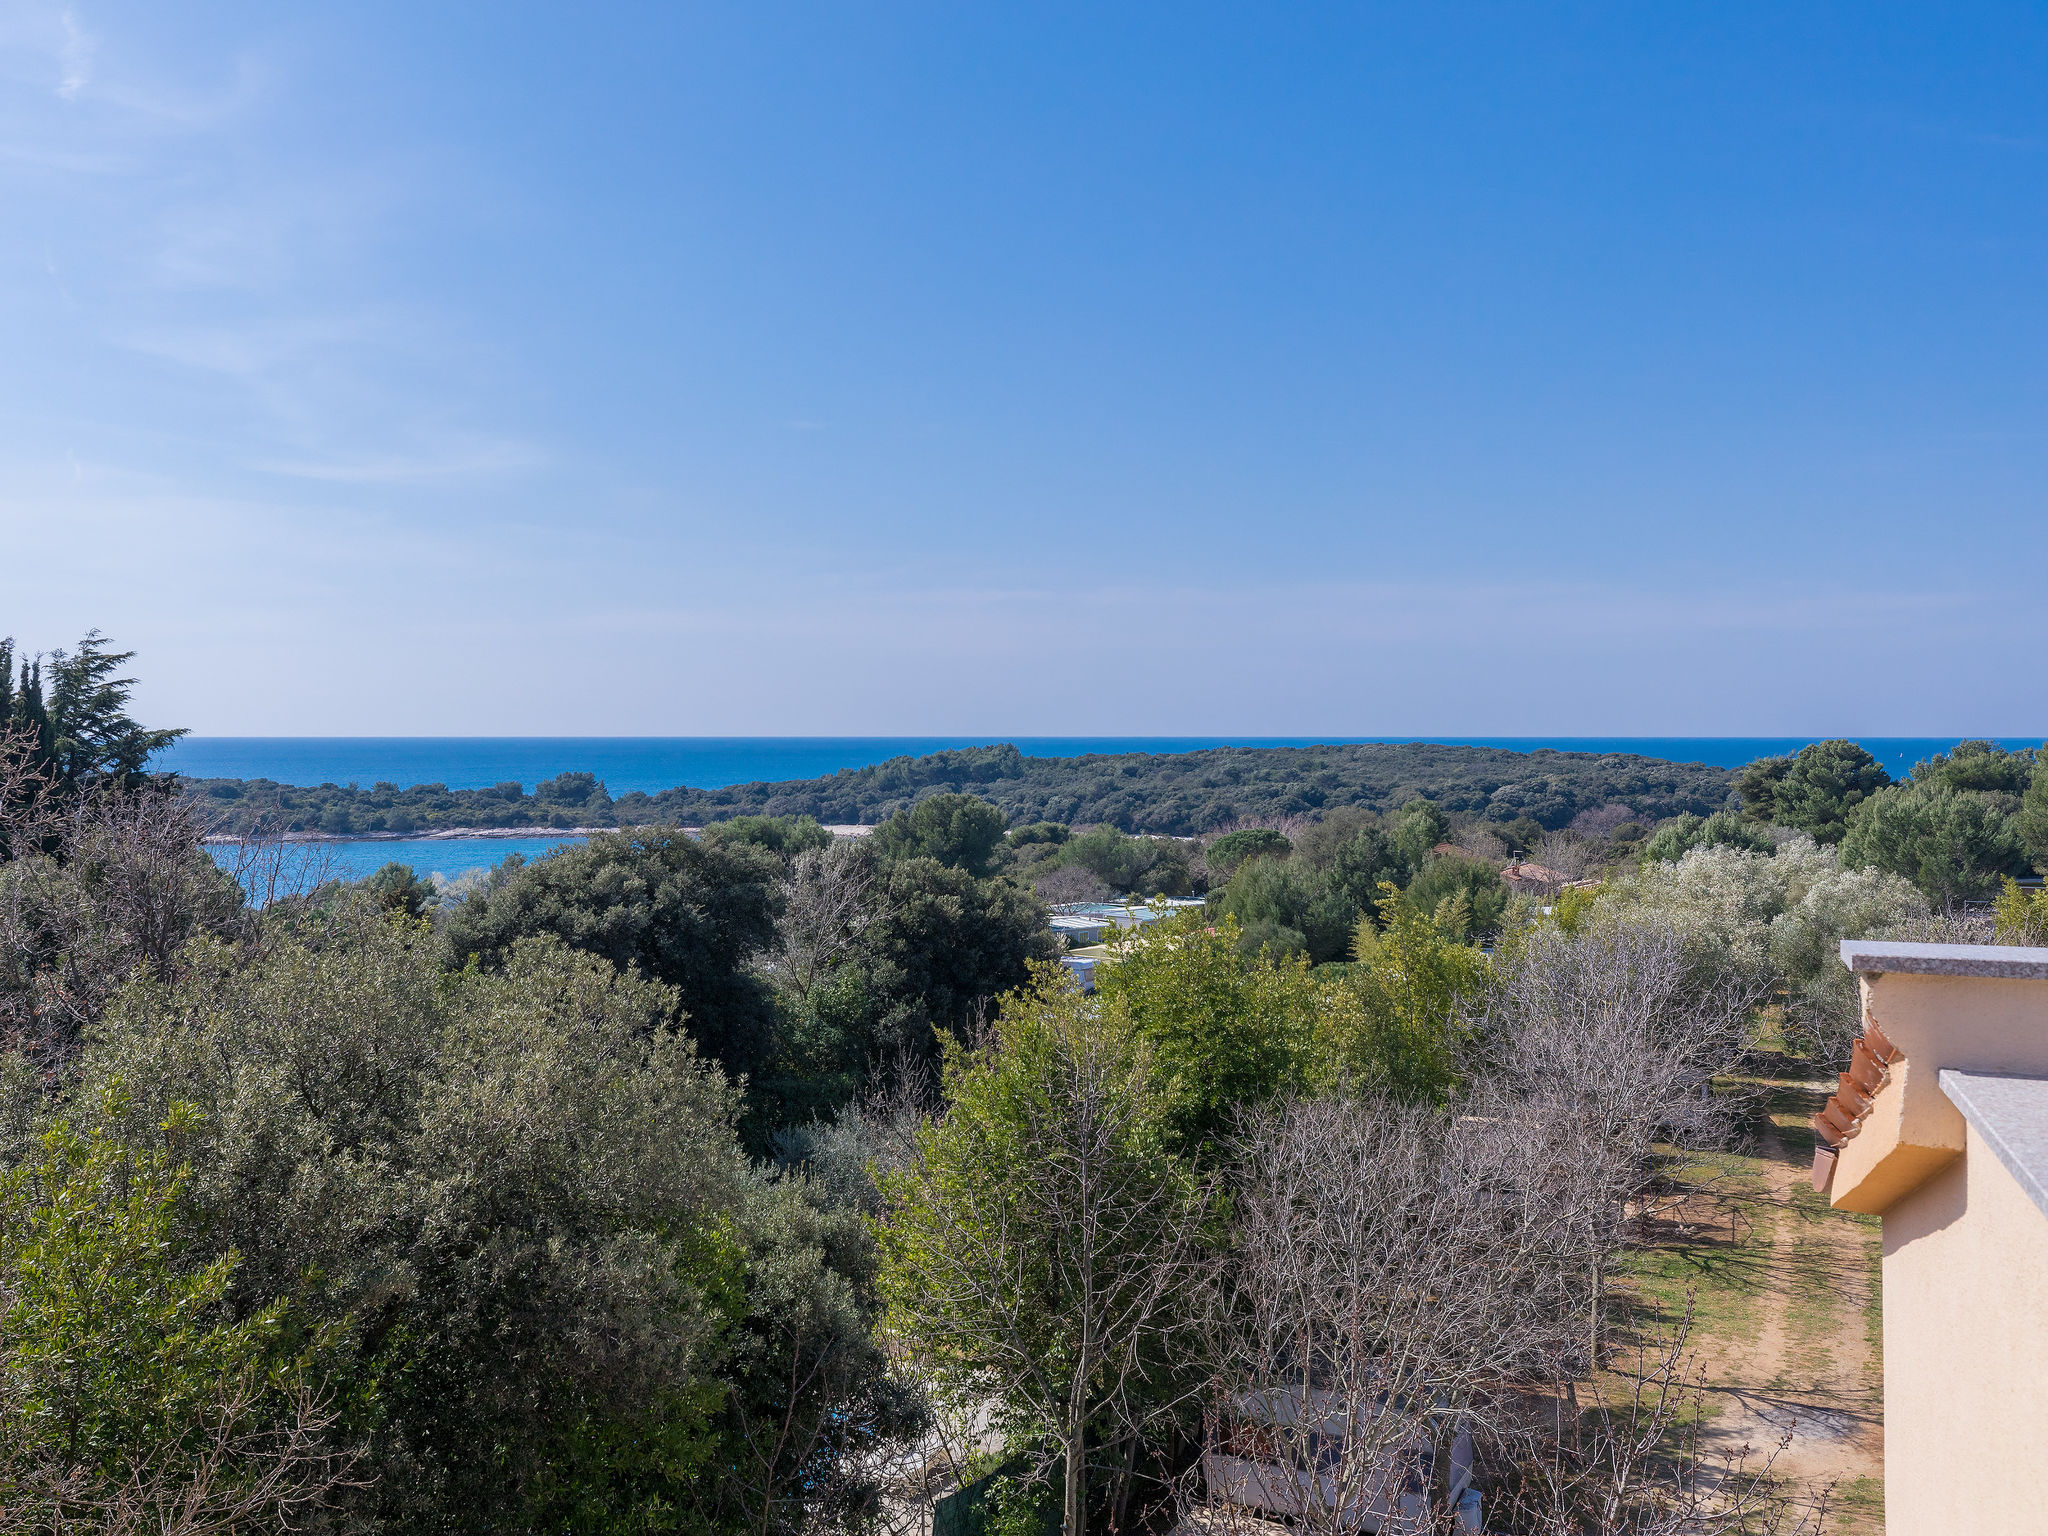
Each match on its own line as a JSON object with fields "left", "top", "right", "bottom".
{"left": 18, "top": 657, "right": 51, "bottom": 769}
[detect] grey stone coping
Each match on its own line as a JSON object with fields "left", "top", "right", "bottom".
{"left": 1939, "top": 1069, "right": 2048, "bottom": 1221}
{"left": 1839, "top": 939, "right": 2048, "bottom": 980}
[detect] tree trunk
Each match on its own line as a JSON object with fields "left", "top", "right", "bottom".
{"left": 1588, "top": 1251, "right": 1603, "bottom": 1374}
{"left": 1064, "top": 1430, "right": 1086, "bottom": 1536}
{"left": 1109, "top": 1432, "right": 1138, "bottom": 1534}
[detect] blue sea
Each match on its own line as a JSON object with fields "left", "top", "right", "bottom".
{"left": 238, "top": 836, "right": 595, "bottom": 885}
{"left": 178, "top": 735, "right": 2041, "bottom": 885}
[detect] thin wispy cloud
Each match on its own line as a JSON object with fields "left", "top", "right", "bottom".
{"left": 55, "top": 8, "right": 92, "bottom": 98}
{"left": 1, "top": 6, "right": 2044, "bottom": 733}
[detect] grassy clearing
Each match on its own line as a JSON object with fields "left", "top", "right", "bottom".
{"left": 1620, "top": 1143, "right": 1775, "bottom": 1343}
{"left": 1834, "top": 1475, "right": 1884, "bottom": 1528}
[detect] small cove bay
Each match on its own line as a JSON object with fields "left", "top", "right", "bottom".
{"left": 224, "top": 835, "right": 592, "bottom": 886}
{"left": 183, "top": 734, "right": 2043, "bottom": 885}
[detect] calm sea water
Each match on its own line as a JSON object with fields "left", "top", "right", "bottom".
{"left": 178, "top": 735, "right": 2042, "bottom": 885}
{"left": 233, "top": 836, "right": 588, "bottom": 885}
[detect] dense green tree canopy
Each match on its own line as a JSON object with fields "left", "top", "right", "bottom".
{"left": 1390, "top": 798, "right": 1451, "bottom": 870}
{"left": 1911, "top": 740, "right": 2037, "bottom": 796}
{"left": 1097, "top": 914, "right": 1319, "bottom": 1153}
{"left": 2023, "top": 762, "right": 2048, "bottom": 874}
{"left": 77, "top": 915, "right": 908, "bottom": 1535}
{"left": 1057, "top": 824, "right": 1194, "bottom": 897}
{"left": 1736, "top": 739, "right": 1889, "bottom": 843}
{"left": 1399, "top": 853, "right": 1510, "bottom": 941}
{"left": 1215, "top": 855, "right": 1358, "bottom": 962}
{"left": 1005, "top": 820, "right": 1071, "bottom": 847}
{"left": 1203, "top": 828, "right": 1292, "bottom": 877}
{"left": 190, "top": 742, "right": 1736, "bottom": 838}
{"left": 754, "top": 842, "right": 1060, "bottom": 1130}
{"left": 703, "top": 813, "right": 833, "bottom": 856}
{"left": 0, "top": 1102, "right": 331, "bottom": 1518}
{"left": 441, "top": 829, "right": 785, "bottom": 1081}
{"left": 870, "top": 793, "right": 1008, "bottom": 876}
{"left": 1642, "top": 809, "right": 1775, "bottom": 863}
{"left": 1209, "top": 804, "right": 1468, "bottom": 961}
{"left": 1840, "top": 781, "right": 2029, "bottom": 904}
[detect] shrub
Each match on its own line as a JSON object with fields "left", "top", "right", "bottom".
{"left": 1994, "top": 879, "right": 2048, "bottom": 946}
{"left": 1642, "top": 810, "right": 1774, "bottom": 863}
{"left": 1204, "top": 828, "right": 1292, "bottom": 877}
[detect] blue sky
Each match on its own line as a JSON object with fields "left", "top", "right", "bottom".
{"left": 3, "top": 3, "right": 2045, "bottom": 734}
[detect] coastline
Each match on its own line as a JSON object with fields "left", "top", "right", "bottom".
{"left": 200, "top": 823, "right": 876, "bottom": 845}
{"left": 202, "top": 826, "right": 618, "bottom": 845}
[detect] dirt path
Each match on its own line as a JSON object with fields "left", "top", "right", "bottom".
{"left": 1686, "top": 1099, "right": 1886, "bottom": 1530}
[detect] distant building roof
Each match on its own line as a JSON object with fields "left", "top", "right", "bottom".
{"left": 1940, "top": 1069, "right": 2048, "bottom": 1220}
{"left": 1500, "top": 861, "right": 1567, "bottom": 890}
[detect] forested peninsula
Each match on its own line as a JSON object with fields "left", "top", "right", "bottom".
{"left": 188, "top": 740, "right": 1735, "bottom": 837}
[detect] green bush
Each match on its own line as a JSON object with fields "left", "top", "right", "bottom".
{"left": 1204, "top": 828, "right": 1292, "bottom": 877}
{"left": 1400, "top": 854, "right": 1508, "bottom": 941}
{"left": 1642, "top": 810, "right": 1774, "bottom": 863}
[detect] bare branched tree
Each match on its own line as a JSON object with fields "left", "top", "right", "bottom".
{"left": 1467, "top": 918, "right": 1764, "bottom": 1371}
{"left": 1455, "top": 825, "right": 1510, "bottom": 863}
{"left": 1035, "top": 864, "right": 1113, "bottom": 905}
{"left": 1190, "top": 1095, "right": 1588, "bottom": 1535}
{"left": 1532, "top": 832, "right": 1600, "bottom": 882}
{"left": 0, "top": 1370, "right": 364, "bottom": 1536}
{"left": 1489, "top": 1311, "right": 1826, "bottom": 1536}
{"left": 0, "top": 733, "right": 249, "bottom": 1066}
{"left": 764, "top": 841, "right": 890, "bottom": 1009}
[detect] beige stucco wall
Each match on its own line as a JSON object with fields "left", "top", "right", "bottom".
{"left": 1833, "top": 971, "right": 2048, "bottom": 1215}
{"left": 1882, "top": 1118, "right": 2048, "bottom": 1535}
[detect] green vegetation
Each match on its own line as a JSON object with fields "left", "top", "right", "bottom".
{"left": 186, "top": 739, "right": 1735, "bottom": 837}
{"left": 872, "top": 792, "right": 1009, "bottom": 875}
{"left": 6, "top": 635, "right": 2034, "bottom": 1536}
{"left": 1724, "top": 738, "right": 2047, "bottom": 912}
{"left": 1094, "top": 914, "right": 1319, "bottom": 1152}
{"left": 1735, "top": 738, "right": 1890, "bottom": 843}
{"left": 1642, "top": 809, "right": 1774, "bottom": 862}
{"left": 1840, "top": 778, "right": 2030, "bottom": 902}
{"left": 1201, "top": 803, "right": 1497, "bottom": 961}
{"left": 189, "top": 769, "right": 614, "bottom": 835}
{"left": 0, "top": 1095, "right": 341, "bottom": 1528}
{"left": 876, "top": 977, "right": 1206, "bottom": 1536}
{"left": 1, "top": 631, "right": 185, "bottom": 805}
{"left": 1202, "top": 827, "right": 1291, "bottom": 876}
{"left": 441, "top": 828, "right": 787, "bottom": 1085}
{"left": 1995, "top": 877, "right": 2048, "bottom": 944}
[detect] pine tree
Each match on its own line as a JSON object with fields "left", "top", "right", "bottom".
{"left": 43, "top": 631, "right": 183, "bottom": 788}
{"left": 0, "top": 631, "right": 182, "bottom": 799}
